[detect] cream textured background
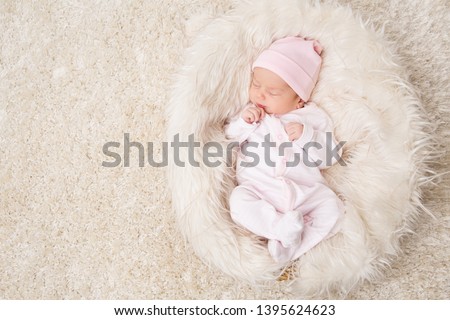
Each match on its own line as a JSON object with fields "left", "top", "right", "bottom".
{"left": 1, "top": 0, "right": 448, "bottom": 299}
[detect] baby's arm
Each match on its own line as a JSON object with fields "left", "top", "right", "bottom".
{"left": 291, "top": 108, "right": 342, "bottom": 169}
{"left": 225, "top": 104, "right": 261, "bottom": 144}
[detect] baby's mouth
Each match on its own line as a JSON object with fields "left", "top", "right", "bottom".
{"left": 256, "top": 103, "right": 266, "bottom": 109}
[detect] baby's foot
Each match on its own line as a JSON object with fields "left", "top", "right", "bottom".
{"left": 274, "top": 210, "right": 304, "bottom": 247}
{"left": 268, "top": 239, "right": 299, "bottom": 264}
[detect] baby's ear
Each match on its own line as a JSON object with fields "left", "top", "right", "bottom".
{"left": 312, "top": 40, "right": 323, "bottom": 55}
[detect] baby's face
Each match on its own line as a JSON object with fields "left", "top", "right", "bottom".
{"left": 249, "top": 67, "right": 302, "bottom": 115}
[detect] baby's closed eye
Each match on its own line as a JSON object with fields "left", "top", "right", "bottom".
{"left": 251, "top": 80, "right": 261, "bottom": 88}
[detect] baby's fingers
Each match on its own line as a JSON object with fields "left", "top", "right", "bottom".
{"left": 285, "top": 122, "right": 297, "bottom": 130}
{"left": 250, "top": 107, "right": 264, "bottom": 122}
{"left": 284, "top": 123, "right": 295, "bottom": 134}
{"left": 245, "top": 109, "right": 255, "bottom": 122}
{"left": 259, "top": 107, "right": 266, "bottom": 120}
{"left": 242, "top": 111, "right": 254, "bottom": 123}
{"left": 288, "top": 133, "right": 296, "bottom": 141}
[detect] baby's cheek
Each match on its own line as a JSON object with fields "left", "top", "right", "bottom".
{"left": 248, "top": 91, "right": 255, "bottom": 102}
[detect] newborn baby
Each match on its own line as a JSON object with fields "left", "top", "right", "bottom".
{"left": 226, "top": 37, "right": 344, "bottom": 263}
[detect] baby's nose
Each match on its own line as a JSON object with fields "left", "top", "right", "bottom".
{"left": 257, "top": 90, "right": 265, "bottom": 99}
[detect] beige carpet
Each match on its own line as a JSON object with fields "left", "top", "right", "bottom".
{"left": 1, "top": 0, "right": 448, "bottom": 299}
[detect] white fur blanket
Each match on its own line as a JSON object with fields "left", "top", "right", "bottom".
{"left": 1, "top": 0, "right": 447, "bottom": 300}
{"left": 167, "top": 0, "right": 435, "bottom": 297}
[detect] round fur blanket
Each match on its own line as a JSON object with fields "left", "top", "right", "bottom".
{"left": 166, "top": 0, "right": 433, "bottom": 297}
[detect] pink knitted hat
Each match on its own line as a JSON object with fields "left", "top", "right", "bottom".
{"left": 252, "top": 36, "right": 323, "bottom": 102}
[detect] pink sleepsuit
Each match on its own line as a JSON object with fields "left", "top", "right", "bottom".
{"left": 226, "top": 102, "right": 344, "bottom": 263}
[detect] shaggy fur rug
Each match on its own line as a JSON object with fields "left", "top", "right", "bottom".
{"left": 0, "top": 0, "right": 448, "bottom": 299}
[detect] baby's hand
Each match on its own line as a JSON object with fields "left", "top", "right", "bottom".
{"left": 285, "top": 122, "right": 304, "bottom": 141}
{"left": 241, "top": 106, "right": 265, "bottom": 124}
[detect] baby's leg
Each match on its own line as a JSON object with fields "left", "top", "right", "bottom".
{"left": 286, "top": 184, "right": 343, "bottom": 260}
{"left": 267, "top": 182, "right": 341, "bottom": 264}
{"left": 296, "top": 184, "right": 342, "bottom": 235}
{"left": 229, "top": 185, "right": 303, "bottom": 247}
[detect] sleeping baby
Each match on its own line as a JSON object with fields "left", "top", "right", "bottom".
{"left": 225, "top": 36, "right": 344, "bottom": 263}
